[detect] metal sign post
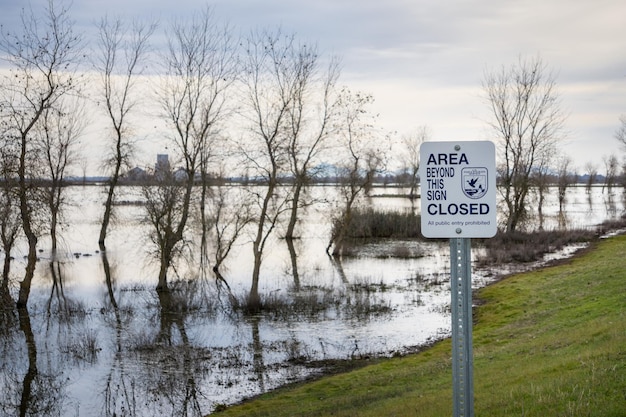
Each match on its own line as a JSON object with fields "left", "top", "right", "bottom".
{"left": 450, "top": 237, "right": 474, "bottom": 417}
{"left": 419, "top": 141, "right": 496, "bottom": 417}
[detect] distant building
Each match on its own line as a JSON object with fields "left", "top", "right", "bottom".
{"left": 125, "top": 166, "right": 147, "bottom": 182}
{"left": 156, "top": 154, "right": 170, "bottom": 174}
{"left": 173, "top": 167, "right": 189, "bottom": 182}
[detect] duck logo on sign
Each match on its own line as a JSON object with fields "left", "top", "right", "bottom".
{"left": 462, "top": 167, "right": 488, "bottom": 199}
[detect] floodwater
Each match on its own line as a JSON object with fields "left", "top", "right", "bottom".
{"left": 0, "top": 185, "right": 623, "bottom": 416}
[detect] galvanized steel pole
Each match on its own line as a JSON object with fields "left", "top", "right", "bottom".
{"left": 450, "top": 237, "right": 474, "bottom": 417}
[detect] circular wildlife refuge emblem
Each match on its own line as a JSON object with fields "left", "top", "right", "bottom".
{"left": 461, "top": 167, "right": 488, "bottom": 199}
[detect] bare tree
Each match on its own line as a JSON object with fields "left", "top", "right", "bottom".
{"left": 401, "top": 125, "right": 430, "bottom": 199}
{"left": 483, "top": 56, "right": 566, "bottom": 233}
{"left": 95, "top": 16, "right": 155, "bottom": 250}
{"left": 36, "top": 99, "right": 85, "bottom": 253}
{"left": 612, "top": 115, "right": 626, "bottom": 189}
{"left": 602, "top": 154, "right": 618, "bottom": 193}
{"left": 531, "top": 152, "right": 553, "bottom": 224}
{"left": 615, "top": 114, "right": 626, "bottom": 148}
{"left": 556, "top": 155, "right": 573, "bottom": 210}
{"left": 0, "top": 0, "right": 82, "bottom": 307}
{"left": 142, "top": 169, "right": 190, "bottom": 290}
{"left": 584, "top": 161, "right": 598, "bottom": 194}
{"left": 239, "top": 29, "right": 300, "bottom": 310}
{"left": 284, "top": 45, "right": 340, "bottom": 241}
{"left": 152, "top": 6, "right": 237, "bottom": 290}
{"left": 327, "top": 88, "right": 385, "bottom": 256}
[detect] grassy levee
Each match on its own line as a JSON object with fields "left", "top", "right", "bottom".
{"left": 215, "top": 235, "right": 626, "bottom": 416}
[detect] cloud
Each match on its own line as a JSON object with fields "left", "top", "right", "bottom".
{"left": 1, "top": 0, "right": 624, "bottom": 170}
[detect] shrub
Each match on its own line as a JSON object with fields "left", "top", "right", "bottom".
{"left": 475, "top": 228, "right": 597, "bottom": 265}
{"left": 344, "top": 208, "right": 421, "bottom": 239}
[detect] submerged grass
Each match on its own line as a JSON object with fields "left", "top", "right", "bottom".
{"left": 214, "top": 235, "right": 626, "bottom": 416}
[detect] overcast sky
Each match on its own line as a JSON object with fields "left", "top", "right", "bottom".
{"left": 1, "top": 0, "right": 625, "bottom": 172}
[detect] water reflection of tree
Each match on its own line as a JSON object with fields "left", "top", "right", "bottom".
{"left": 45, "top": 260, "right": 69, "bottom": 320}
{"left": 587, "top": 189, "right": 594, "bottom": 214}
{"left": 100, "top": 251, "right": 137, "bottom": 417}
{"left": 43, "top": 259, "right": 98, "bottom": 372}
{"left": 557, "top": 208, "right": 569, "bottom": 230}
{"left": 0, "top": 168, "right": 21, "bottom": 310}
{"left": 19, "top": 307, "right": 41, "bottom": 416}
{"left": 605, "top": 192, "right": 617, "bottom": 220}
{"left": 249, "top": 315, "right": 266, "bottom": 393}
{"left": 141, "top": 286, "right": 204, "bottom": 416}
{"left": 98, "top": 242, "right": 254, "bottom": 416}
{"left": 100, "top": 258, "right": 210, "bottom": 416}
{"left": 328, "top": 253, "right": 349, "bottom": 284}
{"left": 42, "top": 258, "right": 97, "bottom": 365}
{"left": 0, "top": 307, "right": 65, "bottom": 416}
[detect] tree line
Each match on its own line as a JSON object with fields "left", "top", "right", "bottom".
{"left": 0, "top": 2, "right": 387, "bottom": 310}
{"left": 1, "top": 0, "right": 624, "bottom": 311}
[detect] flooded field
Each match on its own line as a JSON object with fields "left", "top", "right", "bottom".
{"left": 0, "top": 185, "right": 623, "bottom": 416}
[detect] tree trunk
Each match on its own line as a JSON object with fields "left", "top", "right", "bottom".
{"left": 249, "top": 251, "right": 262, "bottom": 312}
{"left": 199, "top": 170, "right": 209, "bottom": 270}
{"left": 286, "top": 237, "right": 300, "bottom": 291}
{"left": 1, "top": 254, "right": 14, "bottom": 310}
{"left": 17, "top": 135, "right": 38, "bottom": 308}
{"left": 285, "top": 181, "right": 303, "bottom": 241}
{"left": 99, "top": 137, "right": 123, "bottom": 250}
{"left": 506, "top": 210, "right": 518, "bottom": 234}
{"left": 249, "top": 176, "right": 277, "bottom": 312}
{"left": 409, "top": 167, "right": 418, "bottom": 199}
{"left": 329, "top": 187, "right": 358, "bottom": 256}
{"left": 331, "top": 205, "right": 353, "bottom": 257}
{"left": 99, "top": 173, "right": 119, "bottom": 250}
{"left": 157, "top": 243, "right": 172, "bottom": 292}
{"left": 50, "top": 207, "right": 58, "bottom": 252}
{"left": 2, "top": 253, "right": 11, "bottom": 292}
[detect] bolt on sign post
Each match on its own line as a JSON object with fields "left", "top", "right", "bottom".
{"left": 419, "top": 141, "right": 496, "bottom": 417}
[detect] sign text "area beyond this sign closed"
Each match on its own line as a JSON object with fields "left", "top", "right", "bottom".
{"left": 419, "top": 141, "right": 496, "bottom": 238}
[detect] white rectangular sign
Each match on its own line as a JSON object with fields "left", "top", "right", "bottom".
{"left": 419, "top": 141, "right": 497, "bottom": 238}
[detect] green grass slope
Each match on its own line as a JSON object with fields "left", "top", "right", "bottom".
{"left": 215, "top": 235, "right": 626, "bottom": 416}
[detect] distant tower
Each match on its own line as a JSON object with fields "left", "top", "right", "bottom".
{"left": 155, "top": 154, "right": 170, "bottom": 178}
